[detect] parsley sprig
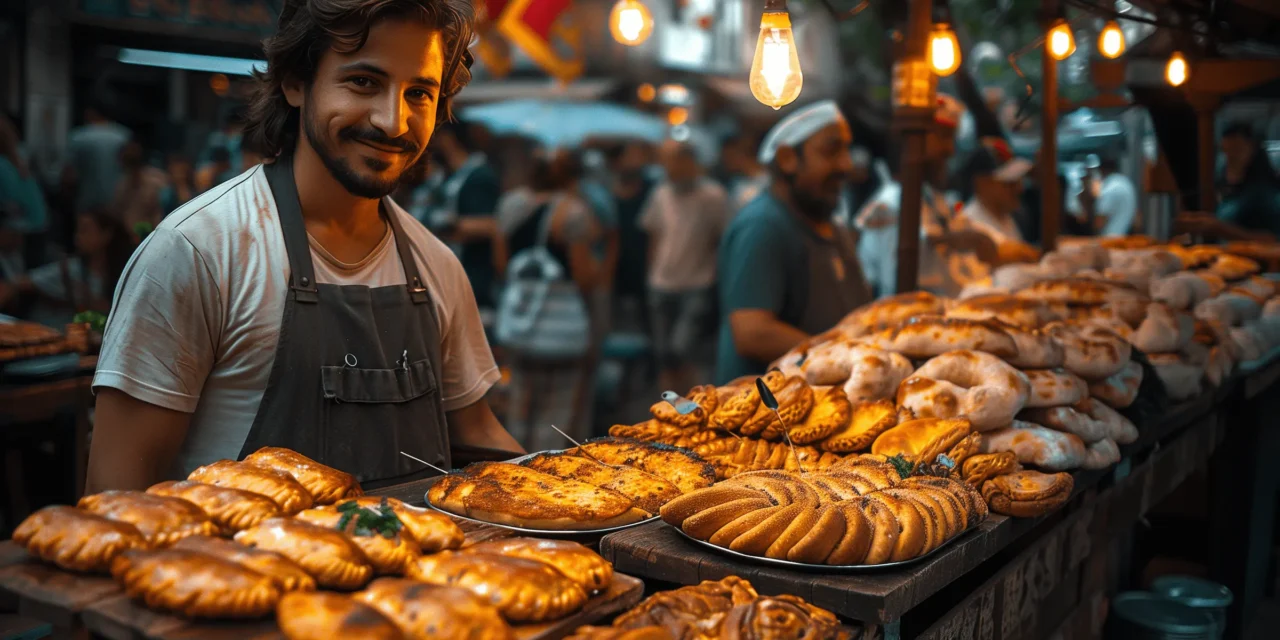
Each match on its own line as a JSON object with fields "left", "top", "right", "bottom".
{"left": 334, "top": 498, "right": 403, "bottom": 539}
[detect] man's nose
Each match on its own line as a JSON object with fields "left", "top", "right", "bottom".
{"left": 369, "top": 91, "right": 410, "bottom": 140}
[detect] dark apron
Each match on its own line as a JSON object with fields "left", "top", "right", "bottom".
{"left": 795, "top": 223, "right": 872, "bottom": 336}
{"left": 238, "top": 159, "right": 450, "bottom": 490}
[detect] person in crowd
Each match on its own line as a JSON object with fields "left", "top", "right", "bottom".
{"left": 160, "top": 153, "right": 196, "bottom": 215}
{"left": 1077, "top": 152, "right": 1137, "bottom": 237}
{"left": 955, "top": 140, "right": 1039, "bottom": 264}
{"left": 1017, "top": 147, "right": 1077, "bottom": 244}
{"left": 432, "top": 120, "right": 503, "bottom": 308}
{"left": 843, "top": 145, "right": 876, "bottom": 217}
{"left": 110, "top": 141, "right": 167, "bottom": 234}
{"left": 63, "top": 102, "right": 131, "bottom": 214}
{"left": 1178, "top": 122, "right": 1280, "bottom": 241}
{"left": 641, "top": 139, "right": 729, "bottom": 392}
{"left": 608, "top": 141, "right": 656, "bottom": 326}
{"left": 194, "top": 146, "right": 234, "bottom": 193}
{"left": 715, "top": 101, "right": 872, "bottom": 384}
{"left": 198, "top": 109, "right": 246, "bottom": 180}
{"left": 85, "top": 0, "right": 522, "bottom": 493}
{"left": 721, "top": 131, "right": 769, "bottom": 212}
{"left": 578, "top": 148, "right": 620, "bottom": 343}
{"left": 0, "top": 112, "right": 49, "bottom": 271}
{"left": 0, "top": 210, "right": 133, "bottom": 327}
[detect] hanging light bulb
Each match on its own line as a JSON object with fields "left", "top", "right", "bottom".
{"left": 1097, "top": 20, "right": 1125, "bottom": 59}
{"left": 748, "top": 0, "right": 803, "bottom": 110}
{"left": 609, "top": 0, "right": 654, "bottom": 47}
{"left": 1166, "top": 50, "right": 1190, "bottom": 87}
{"left": 1047, "top": 19, "right": 1076, "bottom": 60}
{"left": 928, "top": 23, "right": 961, "bottom": 76}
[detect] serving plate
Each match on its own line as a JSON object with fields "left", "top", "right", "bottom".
{"left": 670, "top": 522, "right": 978, "bottom": 573}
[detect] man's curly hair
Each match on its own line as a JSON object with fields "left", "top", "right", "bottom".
{"left": 243, "top": 0, "right": 475, "bottom": 158}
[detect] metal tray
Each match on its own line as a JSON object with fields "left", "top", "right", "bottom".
{"left": 671, "top": 522, "right": 978, "bottom": 573}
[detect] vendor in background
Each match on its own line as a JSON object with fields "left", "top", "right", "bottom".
{"left": 86, "top": 0, "right": 522, "bottom": 493}
{"left": 607, "top": 141, "right": 656, "bottom": 330}
{"left": 1180, "top": 122, "right": 1280, "bottom": 241}
{"left": 160, "top": 153, "right": 196, "bottom": 215}
{"left": 1076, "top": 152, "right": 1137, "bottom": 237}
{"left": 955, "top": 140, "right": 1040, "bottom": 264}
{"left": 721, "top": 131, "right": 769, "bottom": 212}
{"left": 110, "top": 141, "right": 167, "bottom": 235}
{"left": 432, "top": 120, "right": 503, "bottom": 308}
{"left": 715, "top": 101, "right": 872, "bottom": 384}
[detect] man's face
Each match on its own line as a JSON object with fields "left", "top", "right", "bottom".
{"left": 782, "top": 121, "right": 853, "bottom": 217}
{"left": 925, "top": 125, "right": 957, "bottom": 163}
{"left": 660, "top": 142, "right": 700, "bottom": 186}
{"left": 289, "top": 18, "right": 445, "bottom": 199}
{"left": 1222, "top": 134, "right": 1254, "bottom": 173}
{"left": 976, "top": 175, "right": 1022, "bottom": 214}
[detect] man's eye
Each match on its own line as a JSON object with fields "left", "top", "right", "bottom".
{"left": 349, "top": 77, "right": 373, "bottom": 88}
{"left": 406, "top": 88, "right": 433, "bottom": 101}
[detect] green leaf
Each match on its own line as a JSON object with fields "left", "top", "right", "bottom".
{"left": 336, "top": 511, "right": 353, "bottom": 532}
{"left": 336, "top": 501, "right": 360, "bottom": 513}
{"left": 888, "top": 454, "right": 914, "bottom": 479}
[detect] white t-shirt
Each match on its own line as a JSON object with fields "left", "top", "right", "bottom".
{"left": 93, "top": 166, "right": 500, "bottom": 476}
{"left": 957, "top": 199, "right": 1024, "bottom": 244}
{"left": 1096, "top": 173, "right": 1138, "bottom": 237}
{"left": 639, "top": 179, "right": 730, "bottom": 292}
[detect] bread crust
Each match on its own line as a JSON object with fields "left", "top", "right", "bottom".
{"left": 78, "top": 491, "right": 219, "bottom": 548}
{"left": 243, "top": 447, "right": 362, "bottom": 505}
{"left": 14, "top": 505, "right": 147, "bottom": 573}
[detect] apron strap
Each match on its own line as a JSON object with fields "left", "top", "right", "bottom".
{"left": 384, "top": 204, "right": 431, "bottom": 304}
{"left": 264, "top": 159, "right": 321, "bottom": 304}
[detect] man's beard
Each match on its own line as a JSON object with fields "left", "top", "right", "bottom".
{"left": 782, "top": 171, "right": 841, "bottom": 221}
{"left": 302, "top": 106, "right": 428, "bottom": 199}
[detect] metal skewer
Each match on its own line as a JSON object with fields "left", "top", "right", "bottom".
{"left": 399, "top": 451, "right": 450, "bottom": 475}
{"left": 548, "top": 424, "right": 611, "bottom": 466}
{"left": 755, "top": 377, "right": 806, "bottom": 474}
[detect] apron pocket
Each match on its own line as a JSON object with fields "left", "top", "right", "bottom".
{"left": 321, "top": 359, "right": 437, "bottom": 404}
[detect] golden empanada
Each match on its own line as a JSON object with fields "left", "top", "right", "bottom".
{"left": 466, "top": 538, "right": 614, "bottom": 593}
{"left": 188, "top": 459, "right": 314, "bottom": 514}
{"left": 173, "top": 535, "right": 315, "bottom": 592}
{"left": 78, "top": 491, "right": 218, "bottom": 547}
{"left": 243, "top": 447, "right": 363, "bottom": 505}
{"left": 744, "top": 375, "right": 813, "bottom": 439}
{"left": 821, "top": 399, "right": 900, "bottom": 453}
{"left": 277, "top": 591, "right": 406, "bottom": 640}
{"left": 295, "top": 505, "right": 420, "bottom": 575}
{"left": 335, "top": 497, "right": 464, "bottom": 553}
{"left": 406, "top": 551, "right": 588, "bottom": 623}
{"left": 147, "top": 480, "right": 281, "bottom": 533}
{"left": 13, "top": 506, "right": 148, "bottom": 573}
{"left": 709, "top": 382, "right": 761, "bottom": 432}
{"left": 789, "top": 386, "right": 851, "bottom": 445}
{"left": 234, "top": 518, "right": 373, "bottom": 590}
{"left": 110, "top": 548, "right": 280, "bottom": 618}
{"left": 522, "top": 452, "right": 683, "bottom": 514}
{"left": 354, "top": 578, "right": 513, "bottom": 640}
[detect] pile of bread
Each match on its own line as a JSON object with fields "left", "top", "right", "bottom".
{"left": 12, "top": 446, "right": 617, "bottom": 636}
{"left": 567, "top": 576, "right": 851, "bottom": 640}
{"left": 427, "top": 438, "right": 714, "bottom": 530}
{"left": 658, "top": 453, "right": 990, "bottom": 566}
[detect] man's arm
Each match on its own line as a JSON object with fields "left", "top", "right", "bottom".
{"left": 728, "top": 309, "right": 809, "bottom": 364}
{"left": 86, "top": 389, "right": 191, "bottom": 493}
{"left": 446, "top": 397, "right": 525, "bottom": 454}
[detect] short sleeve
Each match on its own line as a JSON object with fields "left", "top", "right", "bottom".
{"left": 554, "top": 195, "right": 597, "bottom": 245}
{"left": 93, "top": 228, "right": 224, "bottom": 413}
{"left": 436, "top": 257, "right": 501, "bottom": 411}
{"left": 457, "top": 166, "right": 500, "bottom": 216}
{"left": 719, "top": 219, "right": 788, "bottom": 315}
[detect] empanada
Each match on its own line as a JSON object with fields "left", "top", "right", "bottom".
{"left": 277, "top": 591, "right": 406, "bottom": 640}
{"left": 78, "top": 491, "right": 219, "bottom": 547}
{"left": 295, "top": 505, "right": 420, "bottom": 575}
{"left": 147, "top": 480, "right": 281, "bottom": 533}
{"left": 467, "top": 538, "right": 614, "bottom": 593}
{"left": 821, "top": 399, "right": 899, "bottom": 453}
{"left": 243, "top": 447, "right": 363, "bottom": 505}
{"left": 428, "top": 463, "right": 650, "bottom": 530}
{"left": 354, "top": 578, "right": 513, "bottom": 640}
{"left": 188, "top": 460, "right": 314, "bottom": 514}
{"left": 234, "top": 518, "right": 373, "bottom": 590}
{"left": 334, "top": 497, "right": 464, "bottom": 553}
{"left": 173, "top": 535, "right": 315, "bottom": 592}
{"left": 406, "top": 551, "right": 588, "bottom": 623}
{"left": 110, "top": 548, "right": 280, "bottom": 618}
{"left": 13, "top": 506, "right": 148, "bottom": 573}
{"left": 789, "top": 386, "right": 851, "bottom": 445}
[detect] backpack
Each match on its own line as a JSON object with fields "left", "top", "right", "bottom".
{"left": 495, "top": 200, "right": 591, "bottom": 361}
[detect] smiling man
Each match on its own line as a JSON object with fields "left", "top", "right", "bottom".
{"left": 86, "top": 0, "right": 524, "bottom": 493}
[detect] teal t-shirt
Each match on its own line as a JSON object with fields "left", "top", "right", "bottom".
{"left": 456, "top": 162, "right": 500, "bottom": 307}
{"left": 0, "top": 157, "right": 48, "bottom": 233}
{"left": 1218, "top": 181, "right": 1280, "bottom": 237}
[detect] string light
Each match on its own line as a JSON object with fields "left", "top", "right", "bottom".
{"left": 928, "top": 23, "right": 961, "bottom": 76}
{"left": 749, "top": 0, "right": 803, "bottom": 110}
{"left": 1166, "top": 50, "right": 1189, "bottom": 87}
{"left": 1097, "top": 20, "right": 1125, "bottom": 58}
{"left": 1047, "top": 19, "right": 1076, "bottom": 60}
{"left": 609, "top": 0, "right": 654, "bottom": 47}
{"left": 667, "top": 107, "right": 690, "bottom": 126}
{"left": 636, "top": 83, "right": 656, "bottom": 102}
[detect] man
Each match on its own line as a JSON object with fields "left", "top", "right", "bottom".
{"left": 64, "top": 102, "right": 131, "bottom": 214}
{"left": 1077, "top": 152, "right": 1137, "bottom": 237}
{"left": 86, "top": 0, "right": 522, "bottom": 493}
{"left": 715, "top": 101, "right": 872, "bottom": 383}
{"left": 1178, "top": 123, "right": 1280, "bottom": 241}
{"left": 607, "top": 141, "right": 656, "bottom": 329}
{"left": 431, "top": 120, "right": 502, "bottom": 307}
{"left": 109, "top": 141, "right": 167, "bottom": 234}
{"left": 955, "top": 140, "right": 1039, "bottom": 264}
{"left": 641, "top": 140, "right": 729, "bottom": 391}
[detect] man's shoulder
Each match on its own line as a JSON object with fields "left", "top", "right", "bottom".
{"left": 385, "top": 199, "right": 464, "bottom": 266}
{"left": 724, "top": 195, "right": 798, "bottom": 246}
{"left": 153, "top": 166, "right": 275, "bottom": 259}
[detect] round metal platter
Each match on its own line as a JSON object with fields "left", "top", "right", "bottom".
{"left": 671, "top": 523, "right": 977, "bottom": 573}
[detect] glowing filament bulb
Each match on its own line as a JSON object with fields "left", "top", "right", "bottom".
{"left": 610, "top": 0, "right": 654, "bottom": 46}
{"left": 749, "top": 10, "right": 803, "bottom": 110}
{"left": 1098, "top": 20, "right": 1125, "bottom": 59}
{"left": 1166, "top": 51, "right": 1189, "bottom": 87}
{"left": 929, "top": 23, "right": 961, "bottom": 76}
{"left": 1048, "top": 19, "right": 1076, "bottom": 60}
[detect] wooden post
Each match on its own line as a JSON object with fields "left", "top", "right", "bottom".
{"left": 1040, "top": 0, "right": 1061, "bottom": 250}
{"left": 1190, "top": 95, "right": 1220, "bottom": 212}
{"left": 892, "top": 0, "right": 935, "bottom": 293}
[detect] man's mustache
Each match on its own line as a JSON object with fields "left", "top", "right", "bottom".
{"left": 339, "top": 127, "right": 419, "bottom": 154}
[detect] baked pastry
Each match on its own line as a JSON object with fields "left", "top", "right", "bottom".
{"left": 1042, "top": 322, "right": 1131, "bottom": 381}
{"left": 897, "top": 350, "right": 1031, "bottom": 431}
{"left": 277, "top": 591, "right": 406, "bottom": 640}
{"left": 1209, "top": 253, "right": 1260, "bottom": 281}
{"left": 1087, "top": 360, "right": 1143, "bottom": 409}
{"left": 146, "top": 480, "right": 281, "bottom": 534}
{"left": 998, "top": 323, "right": 1068, "bottom": 370}
{"left": 427, "top": 462, "right": 650, "bottom": 530}
{"left": 609, "top": 420, "right": 688, "bottom": 444}
{"left": 1016, "top": 277, "right": 1146, "bottom": 306}
{"left": 821, "top": 399, "right": 899, "bottom": 453}
{"left": 716, "top": 595, "right": 846, "bottom": 640}
{"left": 848, "top": 291, "right": 949, "bottom": 329}
{"left": 78, "top": 491, "right": 219, "bottom": 547}
{"left": 881, "top": 316, "right": 1018, "bottom": 359}
{"left": 648, "top": 385, "right": 717, "bottom": 429}
{"left": 947, "top": 294, "right": 1059, "bottom": 328}
{"left": 742, "top": 375, "right": 815, "bottom": 439}
{"left": 110, "top": 548, "right": 280, "bottom": 618}
{"left": 243, "top": 447, "right": 363, "bottom": 505}
{"left": 1022, "top": 368, "right": 1089, "bottom": 409}
{"left": 354, "top": 578, "right": 513, "bottom": 640}
{"left": 902, "top": 475, "right": 989, "bottom": 529}
{"left": 234, "top": 517, "right": 374, "bottom": 590}
{"left": 173, "top": 535, "right": 315, "bottom": 592}
{"left": 13, "top": 505, "right": 148, "bottom": 573}
{"left": 1081, "top": 438, "right": 1122, "bottom": 470}
{"left": 295, "top": 506, "right": 421, "bottom": 575}
{"left": 861, "top": 492, "right": 927, "bottom": 561}
{"left": 1150, "top": 352, "right": 1204, "bottom": 401}
{"left": 188, "top": 459, "right": 315, "bottom": 514}
{"left": 522, "top": 452, "right": 683, "bottom": 513}
{"left": 565, "top": 627, "right": 673, "bottom": 640}
{"left": 570, "top": 438, "right": 716, "bottom": 493}
{"left": 708, "top": 379, "right": 764, "bottom": 432}
{"left": 466, "top": 538, "right": 614, "bottom": 593}
{"left": 982, "top": 470, "right": 1074, "bottom": 518}
{"left": 608, "top": 577, "right": 758, "bottom": 636}
{"left": 790, "top": 386, "right": 851, "bottom": 444}
{"left": 406, "top": 551, "right": 588, "bottom": 622}
{"left": 961, "top": 452, "right": 1021, "bottom": 487}
{"left": 980, "top": 421, "right": 1088, "bottom": 472}
{"left": 870, "top": 418, "right": 972, "bottom": 467}
{"left": 332, "top": 497, "right": 464, "bottom": 553}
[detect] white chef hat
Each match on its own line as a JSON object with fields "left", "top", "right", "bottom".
{"left": 757, "top": 100, "right": 848, "bottom": 165}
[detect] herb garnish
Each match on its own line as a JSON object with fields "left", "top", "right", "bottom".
{"left": 334, "top": 498, "right": 402, "bottom": 539}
